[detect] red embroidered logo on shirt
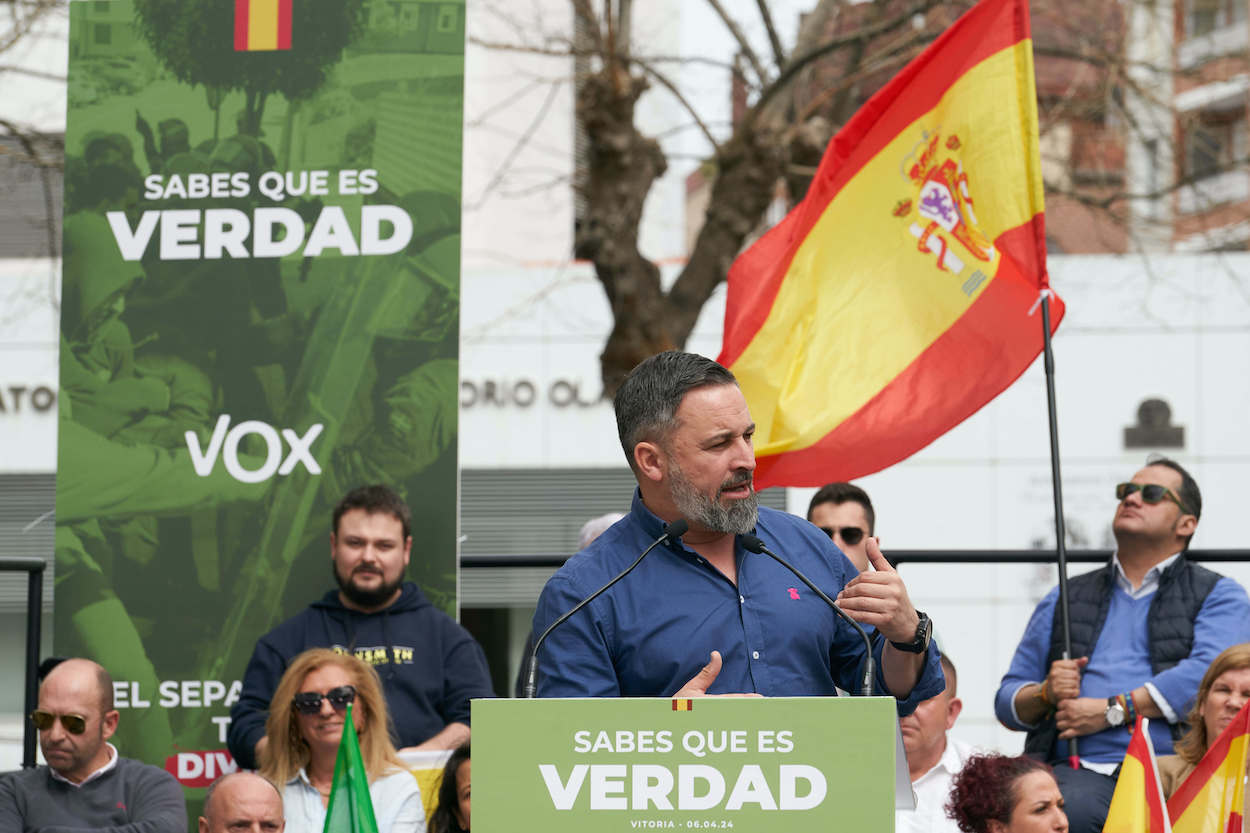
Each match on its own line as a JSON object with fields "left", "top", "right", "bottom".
{"left": 787, "top": 588, "right": 800, "bottom": 600}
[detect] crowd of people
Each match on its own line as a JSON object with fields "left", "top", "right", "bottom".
{"left": 3, "top": 350, "right": 1250, "bottom": 833}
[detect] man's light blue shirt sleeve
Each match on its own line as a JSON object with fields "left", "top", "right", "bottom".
{"left": 995, "top": 587, "right": 1059, "bottom": 730}
{"left": 1147, "top": 577, "right": 1250, "bottom": 717}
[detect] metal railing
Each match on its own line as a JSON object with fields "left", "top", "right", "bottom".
{"left": 1, "top": 557, "right": 46, "bottom": 770}
{"left": 461, "top": 549, "right": 1250, "bottom": 569}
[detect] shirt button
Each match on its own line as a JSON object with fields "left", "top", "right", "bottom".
{"left": 752, "top": 651, "right": 760, "bottom": 660}
{"left": 739, "top": 595, "right": 745, "bottom": 604}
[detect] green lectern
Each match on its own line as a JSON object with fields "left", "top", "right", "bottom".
{"left": 474, "top": 696, "right": 908, "bottom": 832}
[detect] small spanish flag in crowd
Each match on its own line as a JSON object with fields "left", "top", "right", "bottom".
{"left": 1167, "top": 700, "right": 1250, "bottom": 833}
{"left": 672, "top": 699, "right": 693, "bottom": 712}
{"left": 234, "top": 0, "right": 292, "bottom": 52}
{"left": 718, "top": 0, "right": 1061, "bottom": 488}
{"left": 1103, "top": 716, "right": 1172, "bottom": 833}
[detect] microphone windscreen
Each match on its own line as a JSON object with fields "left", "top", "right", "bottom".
{"left": 740, "top": 534, "right": 766, "bottom": 554}
{"left": 666, "top": 519, "right": 689, "bottom": 539}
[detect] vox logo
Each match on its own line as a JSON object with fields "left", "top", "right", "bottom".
{"left": 185, "top": 414, "right": 323, "bottom": 483}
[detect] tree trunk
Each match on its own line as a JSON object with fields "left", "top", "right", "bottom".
{"left": 575, "top": 66, "right": 674, "bottom": 395}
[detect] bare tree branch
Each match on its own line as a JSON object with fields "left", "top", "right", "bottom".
{"left": 754, "top": 0, "right": 787, "bottom": 70}
{"left": 704, "top": 0, "right": 767, "bottom": 85}
{"left": 465, "top": 80, "right": 566, "bottom": 211}
{"left": 636, "top": 62, "right": 720, "bottom": 152}
{"left": 0, "top": 63, "right": 65, "bottom": 81}
{"left": 752, "top": 0, "right": 953, "bottom": 121}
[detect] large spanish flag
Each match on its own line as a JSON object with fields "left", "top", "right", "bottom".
{"left": 234, "top": 0, "right": 292, "bottom": 52}
{"left": 1167, "top": 701, "right": 1250, "bottom": 833}
{"left": 1104, "top": 716, "right": 1173, "bottom": 833}
{"left": 718, "top": 0, "right": 1061, "bottom": 487}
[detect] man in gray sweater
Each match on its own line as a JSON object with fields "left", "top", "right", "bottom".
{"left": 0, "top": 658, "right": 186, "bottom": 832}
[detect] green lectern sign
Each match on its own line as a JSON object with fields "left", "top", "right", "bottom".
{"left": 473, "top": 696, "right": 898, "bottom": 832}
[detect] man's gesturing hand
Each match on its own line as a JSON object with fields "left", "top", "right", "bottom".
{"left": 835, "top": 538, "right": 920, "bottom": 644}
{"left": 671, "top": 651, "right": 762, "bottom": 699}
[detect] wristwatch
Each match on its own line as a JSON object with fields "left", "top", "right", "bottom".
{"left": 1105, "top": 696, "right": 1126, "bottom": 728}
{"left": 889, "top": 610, "right": 933, "bottom": 653}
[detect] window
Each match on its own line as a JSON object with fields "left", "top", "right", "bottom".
{"left": 93, "top": 23, "right": 112, "bottom": 45}
{"left": 1184, "top": 110, "right": 1247, "bottom": 179}
{"left": 1188, "top": 0, "right": 1247, "bottom": 38}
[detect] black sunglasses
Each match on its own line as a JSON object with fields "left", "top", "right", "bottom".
{"left": 819, "top": 526, "right": 865, "bottom": 546}
{"left": 31, "top": 710, "right": 87, "bottom": 734}
{"left": 292, "top": 685, "right": 357, "bottom": 715}
{"left": 1115, "top": 482, "right": 1190, "bottom": 514}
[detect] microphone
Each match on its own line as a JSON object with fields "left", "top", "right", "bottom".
{"left": 523, "top": 519, "right": 690, "bottom": 698}
{"left": 740, "top": 533, "right": 876, "bottom": 697}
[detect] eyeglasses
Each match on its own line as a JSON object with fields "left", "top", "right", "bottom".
{"left": 292, "top": 685, "right": 357, "bottom": 715}
{"left": 1115, "top": 482, "right": 1191, "bottom": 514}
{"left": 818, "top": 526, "right": 866, "bottom": 546}
{"left": 30, "top": 710, "right": 87, "bottom": 734}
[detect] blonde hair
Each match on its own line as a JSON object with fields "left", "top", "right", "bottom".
{"left": 1174, "top": 642, "right": 1250, "bottom": 765}
{"left": 259, "top": 648, "right": 405, "bottom": 784}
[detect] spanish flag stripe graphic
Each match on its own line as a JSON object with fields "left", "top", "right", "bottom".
{"left": 233, "top": 0, "right": 250, "bottom": 51}
{"left": 672, "top": 699, "right": 693, "bottom": 712}
{"left": 718, "top": 0, "right": 1058, "bottom": 487}
{"left": 234, "top": 0, "right": 292, "bottom": 51}
{"left": 276, "top": 0, "right": 292, "bottom": 50}
{"left": 248, "top": 0, "right": 279, "bottom": 51}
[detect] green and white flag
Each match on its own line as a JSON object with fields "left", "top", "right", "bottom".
{"left": 323, "top": 704, "right": 380, "bottom": 833}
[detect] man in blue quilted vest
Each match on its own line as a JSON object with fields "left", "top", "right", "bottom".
{"left": 995, "top": 458, "right": 1250, "bottom": 833}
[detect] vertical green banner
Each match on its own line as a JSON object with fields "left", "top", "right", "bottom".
{"left": 55, "top": 0, "right": 463, "bottom": 805}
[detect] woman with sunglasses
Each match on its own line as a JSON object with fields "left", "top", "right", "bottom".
{"left": 1157, "top": 643, "right": 1250, "bottom": 811}
{"left": 259, "top": 648, "right": 425, "bottom": 832}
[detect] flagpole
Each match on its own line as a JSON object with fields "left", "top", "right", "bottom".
{"left": 1040, "top": 289, "right": 1079, "bottom": 769}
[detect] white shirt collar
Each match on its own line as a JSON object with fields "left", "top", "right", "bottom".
{"left": 48, "top": 742, "right": 118, "bottom": 787}
{"left": 1112, "top": 551, "right": 1182, "bottom": 599}
{"left": 913, "top": 734, "right": 971, "bottom": 785}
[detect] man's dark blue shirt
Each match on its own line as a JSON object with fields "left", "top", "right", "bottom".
{"left": 533, "top": 490, "right": 942, "bottom": 713}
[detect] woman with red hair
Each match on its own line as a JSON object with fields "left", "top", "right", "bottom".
{"left": 946, "top": 753, "right": 1068, "bottom": 833}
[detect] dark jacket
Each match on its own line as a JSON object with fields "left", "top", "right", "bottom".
{"left": 1024, "top": 557, "right": 1221, "bottom": 761}
{"left": 227, "top": 583, "right": 494, "bottom": 769}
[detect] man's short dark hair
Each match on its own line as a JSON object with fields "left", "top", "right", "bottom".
{"left": 807, "top": 482, "right": 876, "bottom": 535}
{"left": 333, "top": 485, "right": 412, "bottom": 540}
{"left": 613, "top": 351, "right": 737, "bottom": 470}
{"left": 1147, "top": 456, "right": 1201, "bottom": 549}
{"left": 939, "top": 653, "right": 957, "bottom": 698}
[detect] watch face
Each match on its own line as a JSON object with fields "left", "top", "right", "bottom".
{"left": 1106, "top": 703, "right": 1126, "bottom": 726}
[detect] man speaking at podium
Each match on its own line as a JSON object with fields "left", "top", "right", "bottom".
{"left": 532, "top": 351, "right": 942, "bottom": 710}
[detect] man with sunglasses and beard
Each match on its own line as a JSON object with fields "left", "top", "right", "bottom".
{"left": 228, "top": 484, "right": 494, "bottom": 771}
{"left": 0, "top": 658, "right": 185, "bottom": 832}
{"left": 533, "top": 351, "right": 943, "bottom": 709}
{"left": 995, "top": 458, "right": 1250, "bottom": 833}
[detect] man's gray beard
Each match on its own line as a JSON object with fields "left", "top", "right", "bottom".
{"left": 668, "top": 462, "right": 759, "bottom": 535}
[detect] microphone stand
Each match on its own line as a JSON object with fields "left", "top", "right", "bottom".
{"left": 741, "top": 534, "right": 876, "bottom": 696}
{"left": 523, "top": 519, "right": 690, "bottom": 698}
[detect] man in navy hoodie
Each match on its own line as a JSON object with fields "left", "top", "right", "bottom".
{"left": 227, "top": 484, "right": 494, "bottom": 769}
